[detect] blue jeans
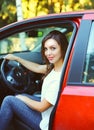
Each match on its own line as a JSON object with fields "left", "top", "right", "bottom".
{"left": 0, "top": 94, "right": 42, "bottom": 130}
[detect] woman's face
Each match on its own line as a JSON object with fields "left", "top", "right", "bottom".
{"left": 44, "top": 39, "right": 62, "bottom": 65}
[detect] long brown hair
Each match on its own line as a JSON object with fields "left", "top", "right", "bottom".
{"left": 41, "top": 30, "right": 68, "bottom": 78}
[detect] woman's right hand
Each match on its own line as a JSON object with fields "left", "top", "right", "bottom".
{"left": 4, "top": 54, "right": 18, "bottom": 61}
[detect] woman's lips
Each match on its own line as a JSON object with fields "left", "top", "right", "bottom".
{"left": 47, "top": 57, "right": 53, "bottom": 61}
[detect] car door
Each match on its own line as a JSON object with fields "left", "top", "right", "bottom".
{"left": 51, "top": 13, "right": 94, "bottom": 130}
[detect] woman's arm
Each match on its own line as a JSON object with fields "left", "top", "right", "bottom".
{"left": 16, "top": 95, "right": 52, "bottom": 112}
{"left": 5, "top": 54, "right": 47, "bottom": 74}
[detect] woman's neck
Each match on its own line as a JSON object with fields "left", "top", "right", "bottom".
{"left": 54, "top": 60, "right": 63, "bottom": 72}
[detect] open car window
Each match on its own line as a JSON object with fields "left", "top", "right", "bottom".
{"left": 0, "top": 22, "right": 75, "bottom": 54}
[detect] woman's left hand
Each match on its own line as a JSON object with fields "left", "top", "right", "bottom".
{"left": 16, "top": 95, "right": 27, "bottom": 102}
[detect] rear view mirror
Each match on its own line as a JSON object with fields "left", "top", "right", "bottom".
{"left": 27, "top": 30, "right": 43, "bottom": 37}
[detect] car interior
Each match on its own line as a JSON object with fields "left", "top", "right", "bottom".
{"left": 0, "top": 22, "right": 75, "bottom": 129}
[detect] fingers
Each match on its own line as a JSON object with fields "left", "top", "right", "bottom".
{"left": 3, "top": 54, "right": 16, "bottom": 61}
{"left": 3, "top": 54, "right": 11, "bottom": 59}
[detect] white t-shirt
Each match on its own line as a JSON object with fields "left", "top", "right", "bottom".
{"left": 40, "top": 69, "right": 61, "bottom": 130}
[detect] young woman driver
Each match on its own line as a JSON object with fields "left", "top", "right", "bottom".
{"left": 0, "top": 30, "right": 68, "bottom": 130}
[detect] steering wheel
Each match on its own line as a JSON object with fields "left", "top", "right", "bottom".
{"left": 1, "top": 59, "right": 30, "bottom": 93}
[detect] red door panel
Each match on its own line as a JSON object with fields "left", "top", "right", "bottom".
{"left": 53, "top": 86, "right": 94, "bottom": 130}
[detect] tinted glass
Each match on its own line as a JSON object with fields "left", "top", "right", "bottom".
{"left": 82, "top": 22, "right": 94, "bottom": 83}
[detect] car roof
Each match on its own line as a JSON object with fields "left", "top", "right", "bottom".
{"left": 0, "top": 9, "right": 94, "bottom": 39}
{"left": 1, "top": 9, "right": 94, "bottom": 28}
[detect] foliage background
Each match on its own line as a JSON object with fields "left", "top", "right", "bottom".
{"left": 0, "top": 0, "right": 94, "bottom": 28}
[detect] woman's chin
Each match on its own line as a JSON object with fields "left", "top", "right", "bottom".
{"left": 49, "top": 61, "right": 54, "bottom": 64}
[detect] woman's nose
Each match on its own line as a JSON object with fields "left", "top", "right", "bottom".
{"left": 46, "top": 49, "right": 51, "bottom": 55}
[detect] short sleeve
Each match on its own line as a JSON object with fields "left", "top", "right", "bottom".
{"left": 44, "top": 80, "right": 60, "bottom": 105}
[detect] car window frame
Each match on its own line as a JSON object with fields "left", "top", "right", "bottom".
{"left": 67, "top": 19, "right": 92, "bottom": 86}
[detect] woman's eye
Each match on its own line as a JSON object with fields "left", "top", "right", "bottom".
{"left": 51, "top": 47, "right": 56, "bottom": 50}
{"left": 44, "top": 47, "right": 56, "bottom": 51}
{"left": 44, "top": 48, "right": 47, "bottom": 51}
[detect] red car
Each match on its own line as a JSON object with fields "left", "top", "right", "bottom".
{"left": 0, "top": 10, "right": 94, "bottom": 130}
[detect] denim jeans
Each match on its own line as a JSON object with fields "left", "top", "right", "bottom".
{"left": 0, "top": 94, "right": 42, "bottom": 130}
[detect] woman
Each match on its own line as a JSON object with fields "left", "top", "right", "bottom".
{"left": 0, "top": 30, "right": 68, "bottom": 130}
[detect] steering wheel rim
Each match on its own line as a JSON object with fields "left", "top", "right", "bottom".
{"left": 1, "top": 59, "right": 30, "bottom": 93}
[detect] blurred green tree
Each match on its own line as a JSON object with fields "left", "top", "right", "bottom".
{"left": 0, "top": 0, "right": 94, "bottom": 28}
{"left": 0, "top": 0, "right": 16, "bottom": 27}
